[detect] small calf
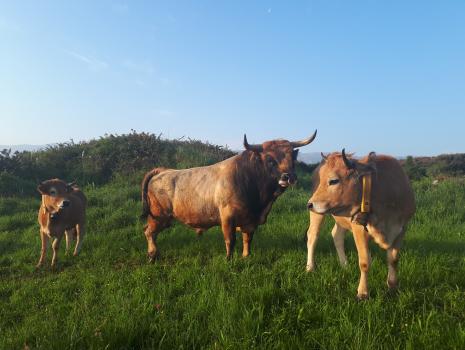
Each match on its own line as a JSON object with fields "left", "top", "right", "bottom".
{"left": 37, "top": 179, "right": 87, "bottom": 267}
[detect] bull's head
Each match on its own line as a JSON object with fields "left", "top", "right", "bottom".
{"left": 243, "top": 130, "right": 317, "bottom": 188}
{"left": 307, "top": 150, "right": 376, "bottom": 215}
{"left": 38, "top": 179, "right": 76, "bottom": 213}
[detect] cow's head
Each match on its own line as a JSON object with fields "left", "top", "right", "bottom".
{"left": 307, "top": 150, "right": 376, "bottom": 215}
{"left": 38, "top": 179, "right": 76, "bottom": 213}
{"left": 243, "top": 130, "right": 317, "bottom": 188}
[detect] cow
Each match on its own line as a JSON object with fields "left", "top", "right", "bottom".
{"left": 36, "top": 179, "right": 87, "bottom": 267}
{"left": 141, "top": 132, "right": 317, "bottom": 261}
{"left": 306, "top": 150, "right": 415, "bottom": 300}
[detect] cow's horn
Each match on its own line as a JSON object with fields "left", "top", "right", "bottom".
{"left": 321, "top": 152, "right": 328, "bottom": 160}
{"left": 290, "top": 130, "right": 317, "bottom": 148}
{"left": 341, "top": 148, "right": 356, "bottom": 169}
{"left": 243, "top": 134, "right": 263, "bottom": 152}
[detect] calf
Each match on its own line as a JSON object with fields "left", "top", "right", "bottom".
{"left": 37, "top": 179, "right": 87, "bottom": 267}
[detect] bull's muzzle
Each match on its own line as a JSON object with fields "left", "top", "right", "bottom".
{"left": 279, "top": 173, "right": 296, "bottom": 187}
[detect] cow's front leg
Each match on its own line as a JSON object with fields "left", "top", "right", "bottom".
{"left": 221, "top": 217, "right": 236, "bottom": 260}
{"left": 331, "top": 223, "right": 348, "bottom": 267}
{"left": 352, "top": 225, "right": 371, "bottom": 300}
{"left": 36, "top": 230, "right": 49, "bottom": 268}
{"left": 51, "top": 234, "right": 63, "bottom": 267}
{"left": 64, "top": 229, "right": 73, "bottom": 255}
{"left": 306, "top": 211, "right": 325, "bottom": 271}
{"left": 241, "top": 231, "right": 254, "bottom": 257}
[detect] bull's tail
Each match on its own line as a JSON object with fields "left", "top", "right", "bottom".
{"left": 141, "top": 167, "right": 169, "bottom": 220}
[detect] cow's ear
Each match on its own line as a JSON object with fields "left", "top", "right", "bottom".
{"left": 292, "top": 149, "right": 299, "bottom": 160}
{"left": 355, "top": 153, "right": 377, "bottom": 174}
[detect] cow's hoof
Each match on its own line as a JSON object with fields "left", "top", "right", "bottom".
{"left": 35, "top": 263, "right": 43, "bottom": 269}
{"left": 356, "top": 293, "right": 369, "bottom": 301}
{"left": 148, "top": 253, "right": 159, "bottom": 263}
{"left": 306, "top": 265, "right": 315, "bottom": 272}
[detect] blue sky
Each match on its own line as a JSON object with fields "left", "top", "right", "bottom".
{"left": 0, "top": 1, "right": 464, "bottom": 156}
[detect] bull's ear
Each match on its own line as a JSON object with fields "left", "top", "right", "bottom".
{"left": 292, "top": 149, "right": 299, "bottom": 160}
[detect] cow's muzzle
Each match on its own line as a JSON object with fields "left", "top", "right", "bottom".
{"left": 279, "top": 173, "right": 296, "bottom": 187}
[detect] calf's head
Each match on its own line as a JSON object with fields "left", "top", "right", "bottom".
{"left": 38, "top": 179, "right": 76, "bottom": 212}
{"left": 243, "top": 130, "right": 317, "bottom": 188}
{"left": 308, "top": 150, "right": 376, "bottom": 215}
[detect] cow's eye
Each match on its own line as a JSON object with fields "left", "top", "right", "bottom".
{"left": 329, "top": 178, "right": 340, "bottom": 186}
{"left": 49, "top": 188, "right": 57, "bottom": 196}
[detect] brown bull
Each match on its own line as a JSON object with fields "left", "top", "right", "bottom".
{"left": 306, "top": 150, "right": 415, "bottom": 300}
{"left": 141, "top": 132, "right": 317, "bottom": 261}
{"left": 37, "top": 179, "right": 87, "bottom": 267}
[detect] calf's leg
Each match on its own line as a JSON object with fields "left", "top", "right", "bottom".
{"left": 36, "top": 230, "right": 49, "bottom": 268}
{"left": 51, "top": 234, "right": 63, "bottom": 267}
{"left": 73, "top": 223, "right": 85, "bottom": 256}
{"left": 387, "top": 226, "right": 406, "bottom": 290}
{"left": 241, "top": 231, "right": 254, "bottom": 258}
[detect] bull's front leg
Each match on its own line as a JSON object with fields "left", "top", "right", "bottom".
{"left": 36, "top": 230, "right": 49, "bottom": 268}
{"left": 221, "top": 217, "right": 236, "bottom": 260}
{"left": 241, "top": 231, "right": 254, "bottom": 257}
{"left": 306, "top": 211, "right": 325, "bottom": 272}
{"left": 352, "top": 224, "right": 371, "bottom": 300}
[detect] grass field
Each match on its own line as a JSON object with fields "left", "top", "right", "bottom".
{"left": 1, "top": 176, "right": 465, "bottom": 349}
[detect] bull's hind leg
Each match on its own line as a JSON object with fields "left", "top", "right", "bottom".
{"left": 387, "top": 227, "right": 406, "bottom": 290}
{"left": 331, "top": 223, "right": 348, "bottom": 267}
{"left": 306, "top": 211, "right": 325, "bottom": 272}
{"left": 220, "top": 216, "right": 236, "bottom": 260}
{"left": 144, "top": 216, "right": 165, "bottom": 262}
{"left": 73, "top": 223, "right": 85, "bottom": 256}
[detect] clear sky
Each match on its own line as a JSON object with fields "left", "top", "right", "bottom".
{"left": 1, "top": 1, "right": 464, "bottom": 156}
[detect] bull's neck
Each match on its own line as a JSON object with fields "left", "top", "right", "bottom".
{"left": 236, "top": 151, "right": 280, "bottom": 205}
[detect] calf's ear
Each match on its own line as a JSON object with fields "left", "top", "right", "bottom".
{"left": 37, "top": 182, "right": 46, "bottom": 194}
{"left": 66, "top": 181, "right": 77, "bottom": 192}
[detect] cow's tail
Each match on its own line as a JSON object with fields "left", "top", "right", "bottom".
{"left": 141, "top": 167, "right": 167, "bottom": 220}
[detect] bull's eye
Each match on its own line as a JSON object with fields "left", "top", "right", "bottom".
{"left": 329, "top": 178, "right": 340, "bottom": 186}
{"left": 49, "top": 188, "right": 57, "bottom": 196}
{"left": 266, "top": 156, "right": 277, "bottom": 167}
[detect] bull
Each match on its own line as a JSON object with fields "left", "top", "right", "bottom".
{"left": 141, "top": 132, "right": 317, "bottom": 261}
{"left": 306, "top": 150, "right": 415, "bottom": 300}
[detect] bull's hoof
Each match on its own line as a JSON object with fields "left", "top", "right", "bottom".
{"left": 356, "top": 293, "right": 369, "bottom": 301}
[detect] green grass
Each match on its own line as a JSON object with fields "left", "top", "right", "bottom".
{"left": 1, "top": 178, "right": 465, "bottom": 349}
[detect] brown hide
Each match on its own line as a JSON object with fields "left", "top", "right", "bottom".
{"left": 142, "top": 134, "right": 316, "bottom": 260}
{"left": 306, "top": 152, "right": 415, "bottom": 299}
{"left": 37, "top": 179, "right": 87, "bottom": 267}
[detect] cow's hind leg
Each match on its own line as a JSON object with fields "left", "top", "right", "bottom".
{"left": 387, "top": 227, "right": 406, "bottom": 290}
{"left": 65, "top": 229, "right": 75, "bottom": 255}
{"left": 73, "top": 223, "right": 85, "bottom": 256}
{"left": 144, "top": 216, "right": 165, "bottom": 262}
{"left": 306, "top": 211, "right": 325, "bottom": 272}
{"left": 331, "top": 223, "right": 348, "bottom": 267}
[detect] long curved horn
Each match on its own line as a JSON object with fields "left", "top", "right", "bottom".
{"left": 342, "top": 148, "right": 356, "bottom": 169}
{"left": 243, "top": 134, "right": 263, "bottom": 152}
{"left": 290, "top": 130, "right": 317, "bottom": 148}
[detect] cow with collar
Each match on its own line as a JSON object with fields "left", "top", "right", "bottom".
{"left": 306, "top": 150, "right": 415, "bottom": 300}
